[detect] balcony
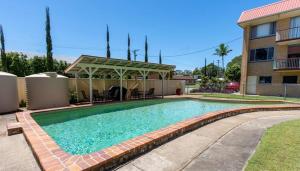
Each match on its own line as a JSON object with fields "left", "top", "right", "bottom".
{"left": 276, "top": 27, "right": 300, "bottom": 44}
{"left": 273, "top": 58, "right": 300, "bottom": 70}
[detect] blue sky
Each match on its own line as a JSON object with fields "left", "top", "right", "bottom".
{"left": 0, "top": 0, "right": 278, "bottom": 70}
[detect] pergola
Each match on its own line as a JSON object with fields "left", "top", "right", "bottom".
{"left": 65, "top": 55, "right": 176, "bottom": 103}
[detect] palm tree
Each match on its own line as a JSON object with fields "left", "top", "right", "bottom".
{"left": 214, "top": 43, "right": 232, "bottom": 77}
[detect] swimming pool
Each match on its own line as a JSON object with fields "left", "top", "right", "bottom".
{"left": 33, "top": 99, "right": 252, "bottom": 155}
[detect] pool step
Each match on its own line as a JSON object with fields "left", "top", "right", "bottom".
{"left": 7, "top": 122, "right": 22, "bottom": 136}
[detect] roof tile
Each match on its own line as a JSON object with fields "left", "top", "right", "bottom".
{"left": 238, "top": 0, "right": 300, "bottom": 24}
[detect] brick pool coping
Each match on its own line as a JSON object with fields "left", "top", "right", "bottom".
{"left": 16, "top": 104, "right": 300, "bottom": 171}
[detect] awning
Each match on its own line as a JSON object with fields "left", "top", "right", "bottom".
{"left": 64, "top": 55, "right": 176, "bottom": 103}
{"left": 65, "top": 55, "right": 175, "bottom": 78}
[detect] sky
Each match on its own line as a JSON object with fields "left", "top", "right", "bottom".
{"left": 0, "top": 0, "right": 278, "bottom": 70}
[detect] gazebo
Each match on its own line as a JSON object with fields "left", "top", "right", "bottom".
{"left": 65, "top": 55, "right": 176, "bottom": 103}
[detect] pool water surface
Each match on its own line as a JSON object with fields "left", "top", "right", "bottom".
{"left": 33, "top": 99, "right": 252, "bottom": 155}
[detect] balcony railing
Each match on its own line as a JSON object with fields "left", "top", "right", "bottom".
{"left": 273, "top": 58, "right": 300, "bottom": 70}
{"left": 276, "top": 27, "right": 300, "bottom": 42}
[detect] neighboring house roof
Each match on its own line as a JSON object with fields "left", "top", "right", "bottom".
{"left": 172, "top": 75, "right": 195, "bottom": 80}
{"left": 238, "top": 0, "right": 300, "bottom": 24}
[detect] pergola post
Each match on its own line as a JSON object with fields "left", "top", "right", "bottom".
{"left": 120, "top": 69, "right": 123, "bottom": 101}
{"left": 65, "top": 57, "right": 176, "bottom": 103}
{"left": 114, "top": 68, "right": 127, "bottom": 101}
{"left": 89, "top": 67, "right": 93, "bottom": 103}
{"left": 103, "top": 74, "right": 107, "bottom": 91}
{"left": 160, "top": 72, "right": 167, "bottom": 99}
{"left": 75, "top": 73, "right": 79, "bottom": 102}
{"left": 139, "top": 70, "right": 149, "bottom": 100}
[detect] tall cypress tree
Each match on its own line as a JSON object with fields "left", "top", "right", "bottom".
{"left": 106, "top": 25, "right": 111, "bottom": 58}
{"left": 45, "top": 7, "right": 53, "bottom": 71}
{"left": 145, "top": 36, "right": 148, "bottom": 63}
{"left": 204, "top": 58, "right": 207, "bottom": 76}
{"left": 159, "top": 50, "right": 162, "bottom": 64}
{"left": 0, "top": 25, "right": 7, "bottom": 72}
{"left": 127, "top": 34, "right": 131, "bottom": 61}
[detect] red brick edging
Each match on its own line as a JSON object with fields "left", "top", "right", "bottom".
{"left": 16, "top": 105, "right": 300, "bottom": 171}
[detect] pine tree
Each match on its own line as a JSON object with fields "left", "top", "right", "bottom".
{"left": 145, "top": 36, "right": 148, "bottom": 63}
{"left": 106, "top": 25, "right": 111, "bottom": 58}
{"left": 127, "top": 34, "right": 131, "bottom": 61}
{"left": 0, "top": 25, "right": 7, "bottom": 72}
{"left": 45, "top": 7, "right": 53, "bottom": 71}
{"left": 159, "top": 50, "right": 162, "bottom": 64}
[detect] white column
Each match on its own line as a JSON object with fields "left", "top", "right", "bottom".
{"left": 75, "top": 73, "right": 79, "bottom": 102}
{"left": 120, "top": 69, "right": 123, "bottom": 102}
{"left": 89, "top": 67, "right": 93, "bottom": 103}
{"left": 143, "top": 70, "right": 146, "bottom": 99}
{"left": 103, "top": 74, "right": 106, "bottom": 91}
{"left": 160, "top": 72, "right": 167, "bottom": 99}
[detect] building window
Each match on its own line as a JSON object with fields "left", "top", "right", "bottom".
{"left": 290, "top": 16, "right": 300, "bottom": 39}
{"left": 251, "top": 22, "right": 276, "bottom": 39}
{"left": 259, "top": 76, "right": 272, "bottom": 84}
{"left": 249, "top": 47, "right": 274, "bottom": 62}
{"left": 283, "top": 76, "right": 298, "bottom": 84}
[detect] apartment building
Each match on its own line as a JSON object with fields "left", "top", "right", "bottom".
{"left": 238, "top": 0, "right": 300, "bottom": 97}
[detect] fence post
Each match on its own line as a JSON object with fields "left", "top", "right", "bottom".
{"left": 242, "top": 83, "right": 246, "bottom": 98}
{"left": 187, "top": 83, "right": 189, "bottom": 95}
{"left": 284, "top": 84, "right": 287, "bottom": 100}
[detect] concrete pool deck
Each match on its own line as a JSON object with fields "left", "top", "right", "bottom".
{"left": 117, "top": 110, "right": 300, "bottom": 171}
{"left": 1, "top": 110, "right": 299, "bottom": 171}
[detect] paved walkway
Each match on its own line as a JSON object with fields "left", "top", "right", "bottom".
{"left": 0, "top": 111, "right": 299, "bottom": 171}
{"left": 117, "top": 111, "right": 300, "bottom": 171}
{"left": 0, "top": 114, "right": 41, "bottom": 171}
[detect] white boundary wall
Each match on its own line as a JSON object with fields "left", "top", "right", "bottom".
{"left": 17, "top": 78, "right": 185, "bottom": 102}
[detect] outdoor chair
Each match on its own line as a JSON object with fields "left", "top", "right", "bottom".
{"left": 146, "top": 88, "right": 155, "bottom": 98}
{"left": 103, "top": 90, "right": 112, "bottom": 102}
{"left": 130, "top": 88, "right": 141, "bottom": 99}
{"left": 112, "top": 88, "right": 120, "bottom": 100}
{"left": 81, "top": 90, "right": 89, "bottom": 102}
{"left": 93, "top": 89, "right": 103, "bottom": 102}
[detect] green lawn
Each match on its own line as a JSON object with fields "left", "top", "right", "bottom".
{"left": 245, "top": 119, "right": 300, "bottom": 171}
{"left": 201, "top": 93, "right": 300, "bottom": 103}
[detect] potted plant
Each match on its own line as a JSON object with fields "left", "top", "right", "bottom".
{"left": 176, "top": 83, "right": 181, "bottom": 95}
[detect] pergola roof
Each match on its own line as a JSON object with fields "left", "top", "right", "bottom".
{"left": 65, "top": 55, "right": 176, "bottom": 77}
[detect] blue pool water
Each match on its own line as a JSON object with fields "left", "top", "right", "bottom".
{"left": 33, "top": 99, "right": 252, "bottom": 155}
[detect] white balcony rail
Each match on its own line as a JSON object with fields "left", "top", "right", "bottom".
{"left": 273, "top": 58, "right": 300, "bottom": 70}
{"left": 276, "top": 27, "right": 300, "bottom": 42}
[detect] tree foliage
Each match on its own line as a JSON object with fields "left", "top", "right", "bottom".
{"left": 127, "top": 34, "right": 131, "bottom": 61}
{"left": 214, "top": 43, "right": 232, "bottom": 76}
{"left": 0, "top": 52, "right": 69, "bottom": 77}
{"left": 159, "top": 50, "right": 162, "bottom": 64}
{"left": 145, "top": 36, "right": 148, "bottom": 63}
{"left": 106, "top": 25, "right": 111, "bottom": 58}
{"left": 225, "top": 55, "right": 242, "bottom": 82}
{"left": 227, "top": 55, "right": 242, "bottom": 68}
{"left": 192, "top": 67, "right": 201, "bottom": 76}
{"left": 225, "top": 63, "right": 241, "bottom": 82}
{"left": 0, "top": 25, "right": 7, "bottom": 72}
{"left": 200, "top": 63, "right": 222, "bottom": 78}
{"left": 8, "top": 53, "right": 31, "bottom": 76}
{"left": 193, "top": 63, "right": 222, "bottom": 78}
{"left": 45, "top": 7, "right": 53, "bottom": 71}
